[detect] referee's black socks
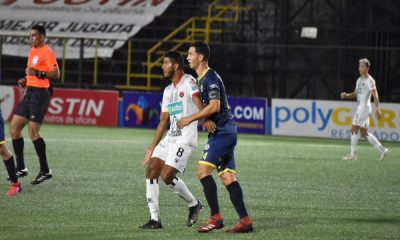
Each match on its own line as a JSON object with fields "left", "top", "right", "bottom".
{"left": 12, "top": 137, "right": 25, "bottom": 170}
{"left": 33, "top": 138, "right": 49, "bottom": 173}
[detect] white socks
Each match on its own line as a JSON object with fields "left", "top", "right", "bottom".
{"left": 366, "top": 133, "right": 384, "bottom": 153}
{"left": 168, "top": 177, "right": 198, "bottom": 207}
{"left": 146, "top": 177, "right": 198, "bottom": 222}
{"left": 146, "top": 179, "right": 160, "bottom": 222}
{"left": 350, "top": 132, "right": 359, "bottom": 156}
{"left": 350, "top": 132, "right": 385, "bottom": 157}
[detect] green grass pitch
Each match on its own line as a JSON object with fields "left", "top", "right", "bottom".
{"left": 1, "top": 124, "right": 399, "bottom": 240}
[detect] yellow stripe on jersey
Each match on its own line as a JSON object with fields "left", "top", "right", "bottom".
{"left": 197, "top": 68, "right": 210, "bottom": 81}
{"left": 198, "top": 160, "right": 217, "bottom": 169}
{"left": 0, "top": 140, "right": 6, "bottom": 145}
{"left": 218, "top": 168, "right": 237, "bottom": 176}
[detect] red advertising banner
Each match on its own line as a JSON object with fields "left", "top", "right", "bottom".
{"left": 44, "top": 88, "right": 119, "bottom": 127}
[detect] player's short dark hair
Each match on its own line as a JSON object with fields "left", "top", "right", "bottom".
{"left": 32, "top": 25, "right": 46, "bottom": 37}
{"left": 190, "top": 41, "right": 210, "bottom": 61}
{"left": 164, "top": 51, "right": 184, "bottom": 69}
{"left": 359, "top": 58, "right": 370, "bottom": 68}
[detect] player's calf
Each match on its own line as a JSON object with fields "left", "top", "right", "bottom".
{"left": 162, "top": 165, "right": 202, "bottom": 226}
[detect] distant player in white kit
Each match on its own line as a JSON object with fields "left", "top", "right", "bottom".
{"left": 341, "top": 58, "right": 389, "bottom": 161}
{"left": 139, "top": 51, "right": 211, "bottom": 229}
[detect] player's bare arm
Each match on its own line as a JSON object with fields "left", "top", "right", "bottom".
{"left": 371, "top": 89, "right": 382, "bottom": 119}
{"left": 25, "top": 66, "right": 60, "bottom": 80}
{"left": 177, "top": 99, "right": 220, "bottom": 129}
{"left": 143, "top": 112, "right": 170, "bottom": 167}
{"left": 341, "top": 89, "right": 357, "bottom": 100}
{"left": 17, "top": 77, "right": 27, "bottom": 88}
{"left": 191, "top": 94, "right": 216, "bottom": 133}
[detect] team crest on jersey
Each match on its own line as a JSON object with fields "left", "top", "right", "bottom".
{"left": 32, "top": 56, "right": 39, "bottom": 66}
{"left": 204, "top": 144, "right": 210, "bottom": 150}
{"left": 179, "top": 91, "right": 184, "bottom": 98}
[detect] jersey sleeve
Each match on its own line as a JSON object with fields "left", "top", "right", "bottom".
{"left": 369, "top": 78, "right": 376, "bottom": 91}
{"left": 354, "top": 79, "right": 359, "bottom": 92}
{"left": 205, "top": 76, "right": 221, "bottom": 100}
{"left": 45, "top": 50, "right": 58, "bottom": 71}
{"left": 186, "top": 77, "right": 199, "bottom": 98}
{"left": 161, "top": 87, "right": 170, "bottom": 113}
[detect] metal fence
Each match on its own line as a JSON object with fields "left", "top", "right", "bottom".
{"left": 1, "top": 35, "right": 399, "bottom": 103}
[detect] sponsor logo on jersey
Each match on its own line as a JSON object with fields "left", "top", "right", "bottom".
{"left": 209, "top": 83, "right": 218, "bottom": 89}
{"left": 168, "top": 101, "right": 183, "bottom": 116}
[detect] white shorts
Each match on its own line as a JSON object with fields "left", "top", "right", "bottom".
{"left": 352, "top": 109, "right": 370, "bottom": 128}
{"left": 151, "top": 137, "right": 195, "bottom": 173}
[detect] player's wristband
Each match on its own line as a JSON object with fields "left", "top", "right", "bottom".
{"left": 35, "top": 70, "right": 47, "bottom": 79}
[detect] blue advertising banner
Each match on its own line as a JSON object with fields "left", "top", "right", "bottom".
{"left": 228, "top": 97, "right": 268, "bottom": 134}
{"left": 122, "top": 91, "right": 269, "bottom": 134}
{"left": 122, "top": 92, "right": 162, "bottom": 129}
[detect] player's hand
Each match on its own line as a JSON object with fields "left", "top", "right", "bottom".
{"left": 340, "top": 92, "right": 347, "bottom": 99}
{"left": 142, "top": 148, "right": 153, "bottom": 167}
{"left": 25, "top": 67, "right": 36, "bottom": 76}
{"left": 203, "top": 120, "right": 216, "bottom": 133}
{"left": 18, "top": 78, "right": 27, "bottom": 88}
{"left": 177, "top": 117, "right": 192, "bottom": 129}
{"left": 376, "top": 108, "right": 382, "bottom": 119}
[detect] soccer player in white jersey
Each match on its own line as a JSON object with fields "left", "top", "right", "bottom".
{"left": 341, "top": 58, "right": 389, "bottom": 161}
{"left": 139, "top": 51, "right": 209, "bottom": 229}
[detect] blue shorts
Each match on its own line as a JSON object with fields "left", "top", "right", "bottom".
{"left": 199, "top": 132, "right": 237, "bottom": 176}
{"left": 0, "top": 109, "right": 5, "bottom": 144}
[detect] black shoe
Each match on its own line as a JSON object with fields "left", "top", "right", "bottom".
{"left": 31, "top": 170, "right": 52, "bottom": 185}
{"left": 139, "top": 219, "right": 163, "bottom": 229}
{"left": 7, "top": 168, "right": 28, "bottom": 181}
{"left": 187, "top": 199, "right": 202, "bottom": 226}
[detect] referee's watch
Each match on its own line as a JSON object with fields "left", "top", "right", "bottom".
{"left": 35, "top": 70, "right": 47, "bottom": 79}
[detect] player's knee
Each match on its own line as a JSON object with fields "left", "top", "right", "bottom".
{"left": 197, "top": 164, "right": 213, "bottom": 180}
{"left": 146, "top": 167, "right": 159, "bottom": 179}
{"left": 361, "top": 132, "right": 368, "bottom": 138}
{"left": 196, "top": 167, "right": 206, "bottom": 179}
{"left": 160, "top": 170, "right": 174, "bottom": 185}
{"left": 196, "top": 170, "right": 205, "bottom": 180}
{"left": 28, "top": 130, "right": 40, "bottom": 140}
{"left": 220, "top": 172, "right": 236, "bottom": 186}
{"left": 0, "top": 145, "right": 5, "bottom": 157}
{"left": 9, "top": 125, "right": 21, "bottom": 138}
{"left": 146, "top": 158, "right": 165, "bottom": 179}
{"left": 0, "top": 145, "right": 11, "bottom": 160}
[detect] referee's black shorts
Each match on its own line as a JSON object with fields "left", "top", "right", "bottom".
{"left": 15, "top": 87, "right": 50, "bottom": 124}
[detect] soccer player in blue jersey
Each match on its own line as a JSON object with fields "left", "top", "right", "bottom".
{"left": 1, "top": 108, "right": 21, "bottom": 196}
{"left": 177, "top": 42, "right": 253, "bottom": 233}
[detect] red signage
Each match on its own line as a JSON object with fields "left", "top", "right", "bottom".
{"left": 44, "top": 88, "right": 119, "bottom": 127}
